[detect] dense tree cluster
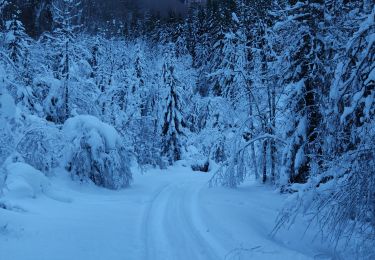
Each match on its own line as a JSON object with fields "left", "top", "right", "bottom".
{"left": 0, "top": 0, "right": 374, "bottom": 257}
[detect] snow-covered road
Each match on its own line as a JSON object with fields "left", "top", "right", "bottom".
{"left": 141, "top": 180, "right": 222, "bottom": 260}
{"left": 0, "top": 163, "right": 333, "bottom": 260}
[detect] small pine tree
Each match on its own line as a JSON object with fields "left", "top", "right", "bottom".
{"left": 5, "top": 15, "right": 30, "bottom": 65}
{"left": 131, "top": 41, "right": 146, "bottom": 116}
{"left": 160, "top": 44, "right": 186, "bottom": 165}
{"left": 4, "top": 13, "right": 36, "bottom": 111}
{"left": 48, "top": 0, "right": 82, "bottom": 123}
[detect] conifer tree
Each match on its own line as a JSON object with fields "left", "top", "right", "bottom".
{"left": 4, "top": 12, "right": 36, "bottom": 111}
{"left": 48, "top": 0, "right": 82, "bottom": 123}
{"left": 5, "top": 15, "right": 30, "bottom": 65}
{"left": 160, "top": 44, "right": 186, "bottom": 165}
{"left": 277, "top": 0, "right": 325, "bottom": 184}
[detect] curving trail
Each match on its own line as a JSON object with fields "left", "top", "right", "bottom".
{"left": 141, "top": 178, "right": 225, "bottom": 260}
{"left": 0, "top": 165, "right": 333, "bottom": 260}
{"left": 138, "top": 168, "right": 329, "bottom": 260}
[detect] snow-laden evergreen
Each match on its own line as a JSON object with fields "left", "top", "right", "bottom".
{"left": 63, "top": 115, "right": 132, "bottom": 189}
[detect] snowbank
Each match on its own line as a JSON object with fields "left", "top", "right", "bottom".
{"left": 2, "top": 162, "right": 50, "bottom": 199}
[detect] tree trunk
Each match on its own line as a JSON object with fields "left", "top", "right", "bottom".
{"left": 249, "top": 100, "right": 259, "bottom": 179}
{"left": 262, "top": 140, "right": 267, "bottom": 183}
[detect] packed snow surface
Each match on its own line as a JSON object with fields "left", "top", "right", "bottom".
{"left": 0, "top": 163, "right": 333, "bottom": 260}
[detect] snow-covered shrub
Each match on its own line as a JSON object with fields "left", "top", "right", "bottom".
{"left": 132, "top": 117, "right": 163, "bottom": 168}
{"left": 191, "top": 161, "right": 210, "bottom": 172}
{"left": 63, "top": 115, "right": 132, "bottom": 189}
{"left": 191, "top": 97, "right": 236, "bottom": 164}
{"left": 16, "top": 120, "right": 63, "bottom": 173}
{"left": 0, "top": 84, "right": 63, "bottom": 174}
{"left": 0, "top": 85, "right": 63, "bottom": 173}
{"left": 1, "top": 161, "right": 50, "bottom": 199}
{"left": 0, "top": 90, "right": 16, "bottom": 166}
{"left": 32, "top": 75, "right": 60, "bottom": 118}
{"left": 275, "top": 146, "right": 375, "bottom": 257}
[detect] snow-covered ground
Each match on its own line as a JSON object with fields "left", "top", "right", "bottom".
{"left": 1, "top": 163, "right": 334, "bottom": 260}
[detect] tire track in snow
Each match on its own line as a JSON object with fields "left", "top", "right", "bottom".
{"left": 141, "top": 183, "right": 171, "bottom": 260}
{"left": 166, "top": 183, "right": 220, "bottom": 260}
{"left": 141, "top": 180, "right": 222, "bottom": 260}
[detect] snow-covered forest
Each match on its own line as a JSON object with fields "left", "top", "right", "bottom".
{"left": 0, "top": 0, "right": 374, "bottom": 259}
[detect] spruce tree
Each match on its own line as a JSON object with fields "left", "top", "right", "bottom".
{"left": 4, "top": 12, "right": 36, "bottom": 110}
{"left": 48, "top": 0, "right": 82, "bottom": 123}
{"left": 5, "top": 14, "right": 30, "bottom": 65}
{"left": 160, "top": 44, "right": 186, "bottom": 165}
{"left": 278, "top": 0, "right": 325, "bottom": 184}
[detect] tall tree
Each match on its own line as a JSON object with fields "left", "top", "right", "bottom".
{"left": 4, "top": 12, "right": 36, "bottom": 111}
{"left": 48, "top": 0, "right": 82, "bottom": 123}
{"left": 278, "top": 0, "right": 325, "bottom": 184}
{"left": 160, "top": 43, "right": 187, "bottom": 165}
